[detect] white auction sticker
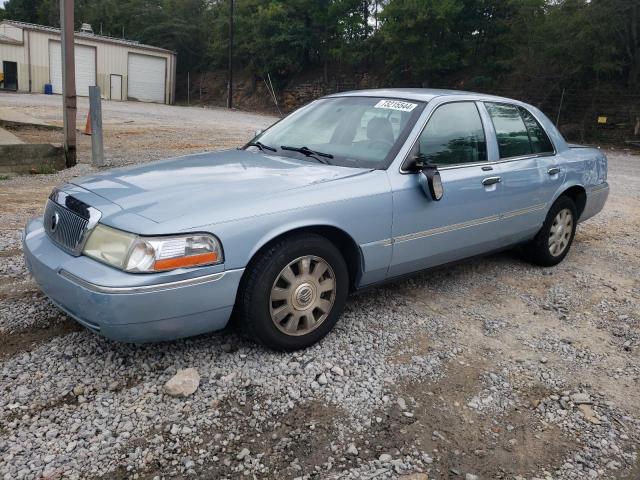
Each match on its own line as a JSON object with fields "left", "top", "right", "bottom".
{"left": 374, "top": 99, "right": 417, "bottom": 112}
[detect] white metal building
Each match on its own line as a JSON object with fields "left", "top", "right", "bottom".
{"left": 0, "top": 20, "right": 176, "bottom": 104}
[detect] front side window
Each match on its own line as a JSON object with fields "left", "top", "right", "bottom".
{"left": 249, "top": 97, "right": 425, "bottom": 169}
{"left": 518, "top": 106, "right": 554, "bottom": 154}
{"left": 485, "top": 102, "right": 532, "bottom": 158}
{"left": 415, "top": 102, "right": 487, "bottom": 166}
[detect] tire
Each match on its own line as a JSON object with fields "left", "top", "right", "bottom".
{"left": 237, "top": 233, "right": 349, "bottom": 350}
{"left": 522, "top": 195, "right": 577, "bottom": 267}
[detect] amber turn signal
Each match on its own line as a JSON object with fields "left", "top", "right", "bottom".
{"left": 153, "top": 252, "right": 219, "bottom": 271}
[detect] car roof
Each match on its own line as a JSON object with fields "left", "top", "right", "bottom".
{"left": 325, "top": 88, "right": 515, "bottom": 103}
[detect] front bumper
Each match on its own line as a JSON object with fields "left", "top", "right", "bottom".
{"left": 23, "top": 217, "right": 244, "bottom": 342}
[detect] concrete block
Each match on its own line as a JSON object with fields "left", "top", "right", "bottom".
{"left": 0, "top": 143, "right": 65, "bottom": 173}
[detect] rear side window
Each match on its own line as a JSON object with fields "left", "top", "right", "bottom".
{"left": 485, "top": 103, "right": 531, "bottom": 158}
{"left": 417, "top": 102, "right": 487, "bottom": 166}
{"left": 518, "top": 106, "right": 554, "bottom": 154}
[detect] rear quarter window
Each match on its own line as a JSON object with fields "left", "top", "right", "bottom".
{"left": 518, "top": 106, "right": 554, "bottom": 154}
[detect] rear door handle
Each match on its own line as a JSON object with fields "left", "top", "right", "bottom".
{"left": 548, "top": 167, "right": 561, "bottom": 175}
{"left": 482, "top": 176, "right": 502, "bottom": 186}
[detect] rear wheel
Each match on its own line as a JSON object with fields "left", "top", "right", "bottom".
{"left": 238, "top": 234, "right": 349, "bottom": 350}
{"left": 522, "top": 195, "right": 577, "bottom": 266}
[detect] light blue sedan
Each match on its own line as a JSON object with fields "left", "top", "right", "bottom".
{"left": 23, "top": 89, "right": 609, "bottom": 350}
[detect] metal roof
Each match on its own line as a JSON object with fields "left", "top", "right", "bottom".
{"left": 0, "top": 32, "right": 22, "bottom": 45}
{"left": 0, "top": 20, "right": 175, "bottom": 55}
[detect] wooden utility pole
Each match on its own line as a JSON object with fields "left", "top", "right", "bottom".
{"left": 60, "top": 0, "right": 76, "bottom": 167}
{"left": 227, "top": 0, "right": 234, "bottom": 109}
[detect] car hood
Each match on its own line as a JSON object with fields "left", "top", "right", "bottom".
{"left": 72, "top": 149, "right": 370, "bottom": 224}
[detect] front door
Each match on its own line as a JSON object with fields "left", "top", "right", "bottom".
{"left": 2, "top": 61, "right": 18, "bottom": 90}
{"left": 388, "top": 101, "right": 505, "bottom": 278}
{"left": 110, "top": 74, "right": 122, "bottom": 100}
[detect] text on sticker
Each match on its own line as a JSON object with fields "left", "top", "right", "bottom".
{"left": 374, "top": 100, "right": 417, "bottom": 112}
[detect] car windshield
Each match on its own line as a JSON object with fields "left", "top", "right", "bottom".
{"left": 246, "top": 96, "right": 425, "bottom": 169}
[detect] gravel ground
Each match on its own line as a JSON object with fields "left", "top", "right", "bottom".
{"left": 0, "top": 93, "right": 638, "bottom": 480}
{"left": 0, "top": 91, "right": 276, "bottom": 166}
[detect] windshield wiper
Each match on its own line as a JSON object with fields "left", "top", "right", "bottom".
{"left": 246, "top": 141, "right": 277, "bottom": 152}
{"left": 280, "top": 145, "right": 333, "bottom": 164}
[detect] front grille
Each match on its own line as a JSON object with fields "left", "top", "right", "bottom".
{"left": 44, "top": 198, "right": 90, "bottom": 256}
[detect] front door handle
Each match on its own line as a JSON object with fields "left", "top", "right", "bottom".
{"left": 482, "top": 176, "right": 502, "bottom": 186}
{"left": 548, "top": 167, "right": 561, "bottom": 175}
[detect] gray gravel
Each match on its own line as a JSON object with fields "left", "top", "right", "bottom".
{"left": 0, "top": 292, "right": 455, "bottom": 478}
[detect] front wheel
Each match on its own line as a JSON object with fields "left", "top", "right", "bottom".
{"left": 237, "top": 234, "right": 349, "bottom": 350}
{"left": 522, "top": 195, "right": 577, "bottom": 267}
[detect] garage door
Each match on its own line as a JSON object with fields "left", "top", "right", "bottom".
{"left": 49, "top": 42, "right": 96, "bottom": 96}
{"left": 128, "top": 53, "right": 166, "bottom": 103}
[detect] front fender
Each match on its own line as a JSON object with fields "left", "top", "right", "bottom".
{"left": 216, "top": 196, "right": 391, "bottom": 271}
{"left": 246, "top": 218, "right": 357, "bottom": 263}
{"left": 206, "top": 171, "right": 394, "bottom": 282}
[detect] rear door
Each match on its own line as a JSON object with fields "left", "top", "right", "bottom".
{"left": 387, "top": 101, "right": 506, "bottom": 277}
{"left": 482, "top": 102, "right": 563, "bottom": 243}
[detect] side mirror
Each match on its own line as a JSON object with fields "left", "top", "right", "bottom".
{"left": 417, "top": 162, "right": 444, "bottom": 201}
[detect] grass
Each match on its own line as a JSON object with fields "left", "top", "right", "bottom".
{"left": 31, "top": 164, "right": 57, "bottom": 175}
{"left": 0, "top": 175, "right": 10, "bottom": 180}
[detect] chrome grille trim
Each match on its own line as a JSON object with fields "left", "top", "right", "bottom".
{"left": 44, "top": 200, "right": 88, "bottom": 255}
{"left": 44, "top": 189, "right": 102, "bottom": 256}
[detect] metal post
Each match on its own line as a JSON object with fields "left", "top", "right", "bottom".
{"left": 227, "top": 0, "right": 234, "bottom": 109}
{"left": 267, "top": 73, "right": 282, "bottom": 116}
{"left": 555, "top": 88, "right": 565, "bottom": 128}
{"left": 187, "top": 71, "right": 190, "bottom": 106}
{"left": 60, "top": 0, "right": 76, "bottom": 167}
{"left": 88, "top": 86, "right": 104, "bottom": 167}
{"left": 27, "top": 30, "right": 32, "bottom": 92}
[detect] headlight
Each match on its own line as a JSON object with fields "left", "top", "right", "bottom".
{"left": 83, "top": 224, "right": 223, "bottom": 273}
{"left": 83, "top": 225, "right": 136, "bottom": 269}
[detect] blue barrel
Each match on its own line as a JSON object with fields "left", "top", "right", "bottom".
{"left": 44, "top": 84, "right": 53, "bottom": 95}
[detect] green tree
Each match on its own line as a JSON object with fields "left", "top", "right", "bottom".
{"left": 377, "top": 0, "right": 467, "bottom": 86}
{"left": 498, "top": 0, "right": 630, "bottom": 95}
{"left": 590, "top": 0, "right": 639, "bottom": 88}
{"left": 1, "top": 0, "right": 637, "bottom": 97}
{"left": 3, "top": 0, "right": 41, "bottom": 23}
